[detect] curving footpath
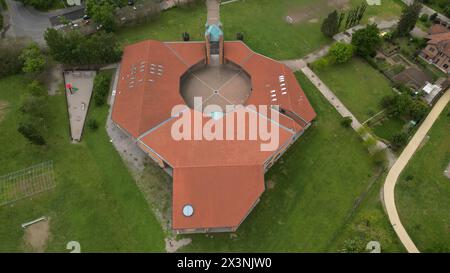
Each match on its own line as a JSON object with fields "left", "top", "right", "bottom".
{"left": 383, "top": 90, "right": 450, "bottom": 253}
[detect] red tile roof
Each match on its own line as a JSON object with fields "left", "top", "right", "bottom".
{"left": 112, "top": 40, "right": 316, "bottom": 232}
{"left": 172, "top": 165, "right": 265, "bottom": 230}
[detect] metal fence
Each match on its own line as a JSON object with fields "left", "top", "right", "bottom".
{"left": 0, "top": 161, "right": 56, "bottom": 206}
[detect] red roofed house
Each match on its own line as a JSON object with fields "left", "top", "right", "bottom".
{"left": 111, "top": 12, "right": 316, "bottom": 234}
{"left": 421, "top": 24, "right": 450, "bottom": 74}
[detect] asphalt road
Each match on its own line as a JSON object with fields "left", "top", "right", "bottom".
{"left": 5, "top": 0, "right": 52, "bottom": 44}
{"left": 4, "top": 0, "right": 84, "bottom": 45}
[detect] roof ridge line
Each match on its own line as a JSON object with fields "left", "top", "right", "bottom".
{"left": 163, "top": 42, "right": 192, "bottom": 68}
{"left": 137, "top": 106, "right": 190, "bottom": 140}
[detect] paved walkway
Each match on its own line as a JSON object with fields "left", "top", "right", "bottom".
{"left": 64, "top": 70, "right": 96, "bottom": 142}
{"left": 383, "top": 90, "right": 450, "bottom": 253}
{"left": 206, "top": 0, "right": 220, "bottom": 25}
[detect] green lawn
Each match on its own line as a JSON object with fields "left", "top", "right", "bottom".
{"left": 396, "top": 104, "right": 450, "bottom": 252}
{"left": 178, "top": 72, "right": 399, "bottom": 252}
{"left": 372, "top": 116, "right": 406, "bottom": 142}
{"left": 117, "top": 4, "right": 207, "bottom": 46}
{"left": 117, "top": 0, "right": 403, "bottom": 60}
{"left": 357, "top": 0, "right": 403, "bottom": 24}
{"left": 0, "top": 74, "right": 165, "bottom": 252}
{"left": 327, "top": 172, "right": 405, "bottom": 253}
{"left": 315, "top": 57, "right": 395, "bottom": 122}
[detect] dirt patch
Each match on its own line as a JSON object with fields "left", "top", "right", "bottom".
{"left": 0, "top": 100, "right": 10, "bottom": 123}
{"left": 286, "top": 0, "right": 350, "bottom": 24}
{"left": 23, "top": 218, "right": 51, "bottom": 253}
{"left": 165, "top": 237, "right": 192, "bottom": 253}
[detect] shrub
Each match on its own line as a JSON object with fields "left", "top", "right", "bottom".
{"left": 87, "top": 119, "right": 99, "bottom": 130}
{"left": 19, "top": 42, "right": 47, "bottom": 74}
{"left": 371, "top": 149, "right": 387, "bottom": 168}
{"left": 236, "top": 32, "right": 244, "bottom": 41}
{"left": 182, "top": 32, "right": 190, "bottom": 41}
{"left": 405, "top": 174, "right": 414, "bottom": 181}
{"left": 18, "top": 122, "right": 46, "bottom": 145}
{"left": 328, "top": 42, "right": 355, "bottom": 64}
{"left": 419, "top": 14, "right": 429, "bottom": 22}
{"left": 27, "top": 81, "right": 47, "bottom": 97}
{"left": 0, "top": 39, "right": 26, "bottom": 78}
{"left": 429, "top": 13, "right": 438, "bottom": 22}
{"left": 392, "top": 132, "right": 409, "bottom": 149}
{"left": 311, "top": 56, "right": 334, "bottom": 70}
{"left": 341, "top": 116, "right": 353, "bottom": 128}
{"left": 93, "top": 73, "right": 112, "bottom": 106}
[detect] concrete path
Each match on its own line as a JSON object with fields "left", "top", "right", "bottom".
{"left": 301, "top": 63, "right": 363, "bottom": 131}
{"left": 64, "top": 70, "right": 96, "bottom": 142}
{"left": 383, "top": 90, "right": 450, "bottom": 253}
{"left": 206, "top": 0, "right": 220, "bottom": 25}
{"left": 283, "top": 52, "right": 400, "bottom": 173}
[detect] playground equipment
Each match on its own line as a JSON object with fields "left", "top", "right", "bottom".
{"left": 66, "top": 83, "right": 79, "bottom": 94}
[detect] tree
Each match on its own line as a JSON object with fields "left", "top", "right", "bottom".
{"left": 18, "top": 82, "right": 49, "bottom": 146}
{"left": 18, "top": 0, "right": 56, "bottom": 11}
{"left": 396, "top": 0, "right": 423, "bottom": 37}
{"left": 356, "top": 3, "right": 367, "bottom": 24}
{"left": 351, "top": 24, "right": 381, "bottom": 57}
{"left": 383, "top": 93, "right": 429, "bottom": 121}
{"left": 89, "top": 1, "right": 116, "bottom": 32}
{"left": 321, "top": 10, "right": 339, "bottom": 38}
{"left": 328, "top": 42, "right": 355, "bottom": 64}
{"left": 392, "top": 132, "right": 408, "bottom": 149}
{"left": 19, "top": 43, "right": 46, "bottom": 74}
{"left": 93, "top": 73, "right": 112, "bottom": 106}
{"left": 44, "top": 29, "right": 122, "bottom": 65}
{"left": 18, "top": 122, "right": 46, "bottom": 145}
{"left": 0, "top": 39, "right": 25, "bottom": 78}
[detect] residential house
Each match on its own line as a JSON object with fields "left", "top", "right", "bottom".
{"left": 421, "top": 24, "right": 450, "bottom": 74}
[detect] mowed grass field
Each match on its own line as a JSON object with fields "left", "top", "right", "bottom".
{"left": 314, "top": 58, "right": 394, "bottom": 122}
{"left": 180, "top": 72, "right": 402, "bottom": 252}
{"left": 396, "top": 104, "right": 450, "bottom": 252}
{"left": 117, "top": 0, "right": 403, "bottom": 60}
{"left": 0, "top": 75, "right": 165, "bottom": 252}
